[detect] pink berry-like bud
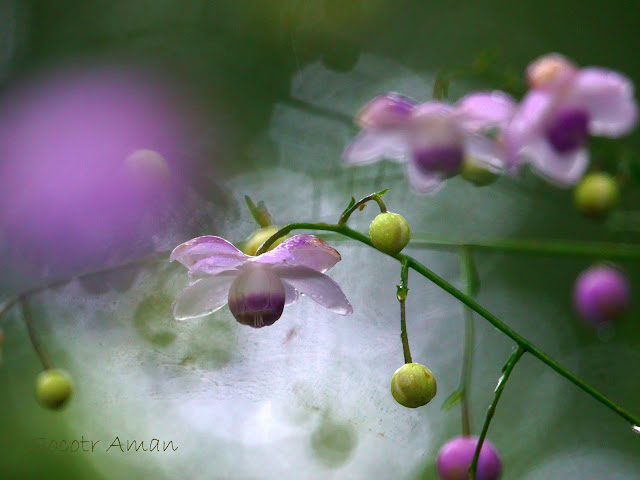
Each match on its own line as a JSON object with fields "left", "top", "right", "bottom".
{"left": 573, "top": 264, "right": 630, "bottom": 325}
{"left": 437, "top": 435, "right": 502, "bottom": 480}
{"left": 526, "top": 53, "right": 577, "bottom": 89}
{"left": 228, "top": 265, "right": 286, "bottom": 328}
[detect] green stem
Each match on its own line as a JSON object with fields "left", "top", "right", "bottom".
{"left": 469, "top": 346, "right": 525, "bottom": 480}
{"left": 20, "top": 297, "right": 54, "bottom": 371}
{"left": 397, "top": 259, "right": 412, "bottom": 364}
{"left": 408, "top": 236, "right": 640, "bottom": 262}
{"left": 337, "top": 190, "right": 388, "bottom": 226}
{"left": 459, "top": 247, "right": 477, "bottom": 437}
{"left": 257, "top": 222, "right": 640, "bottom": 427}
{"left": 314, "top": 233, "right": 640, "bottom": 262}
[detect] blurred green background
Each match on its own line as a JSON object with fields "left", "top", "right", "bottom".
{"left": 1, "top": 1, "right": 640, "bottom": 479}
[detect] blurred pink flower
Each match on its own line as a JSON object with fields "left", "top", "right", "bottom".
{"left": 342, "top": 91, "right": 515, "bottom": 194}
{"left": 506, "top": 53, "right": 638, "bottom": 186}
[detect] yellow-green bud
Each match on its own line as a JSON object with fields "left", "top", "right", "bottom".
{"left": 390, "top": 363, "right": 437, "bottom": 408}
{"left": 573, "top": 172, "right": 619, "bottom": 218}
{"left": 35, "top": 369, "right": 74, "bottom": 410}
{"left": 460, "top": 158, "right": 500, "bottom": 187}
{"left": 369, "top": 212, "right": 411, "bottom": 255}
{"left": 242, "top": 226, "right": 287, "bottom": 256}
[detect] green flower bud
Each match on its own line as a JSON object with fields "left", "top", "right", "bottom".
{"left": 460, "top": 158, "right": 500, "bottom": 186}
{"left": 369, "top": 212, "right": 411, "bottom": 255}
{"left": 390, "top": 363, "right": 437, "bottom": 408}
{"left": 35, "top": 369, "right": 74, "bottom": 410}
{"left": 573, "top": 172, "right": 619, "bottom": 218}
{"left": 242, "top": 226, "right": 287, "bottom": 256}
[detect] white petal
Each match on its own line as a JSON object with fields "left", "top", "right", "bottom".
{"left": 255, "top": 234, "right": 341, "bottom": 273}
{"left": 567, "top": 67, "right": 638, "bottom": 137}
{"left": 172, "top": 273, "right": 237, "bottom": 320}
{"left": 522, "top": 139, "right": 589, "bottom": 187}
{"left": 463, "top": 133, "right": 507, "bottom": 171}
{"left": 405, "top": 159, "right": 446, "bottom": 195}
{"left": 342, "top": 129, "right": 410, "bottom": 165}
{"left": 455, "top": 91, "right": 517, "bottom": 132}
{"left": 282, "top": 280, "right": 299, "bottom": 306}
{"left": 273, "top": 265, "right": 352, "bottom": 315}
{"left": 170, "top": 236, "right": 248, "bottom": 270}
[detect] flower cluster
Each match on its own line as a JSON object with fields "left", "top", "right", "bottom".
{"left": 343, "top": 53, "right": 638, "bottom": 192}
{"left": 170, "top": 234, "right": 352, "bottom": 327}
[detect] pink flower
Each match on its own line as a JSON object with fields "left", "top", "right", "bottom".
{"left": 506, "top": 53, "right": 638, "bottom": 186}
{"left": 342, "top": 91, "right": 515, "bottom": 194}
{"left": 170, "top": 234, "right": 352, "bottom": 327}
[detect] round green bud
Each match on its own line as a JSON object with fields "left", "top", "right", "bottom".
{"left": 369, "top": 212, "right": 411, "bottom": 255}
{"left": 390, "top": 363, "right": 437, "bottom": 408}
{"left": 460, "top": 158, "right": 500, "bottom": 186}
{"left": 574, "top": 172, "right": 619, "bottom": 218}
{"left": 242, "top": 226, "right": 287, "bottom": 256}
{"left": 35, "top": 369, "right": 74, "bottom": 410}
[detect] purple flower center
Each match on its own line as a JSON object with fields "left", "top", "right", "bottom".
{"left": 545, "top": 106, "right": 590, "bottom": 153}
{"left": 228, "top": 267, "right": 286, "bottom": 328}
{"left": 412, "top": 144, "right": 464, "bottom": 175}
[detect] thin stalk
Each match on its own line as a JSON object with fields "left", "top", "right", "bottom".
{"left": 459, "top": 247, "right": 478, "bottom": 437}
{"left": 397, "top": 259, "right": 412, "bottom": 364}
{"left": 469, "top": 346, "right": 525, "bottom": 480}
{"left": 337, "top": 190, "right": 388, "bottom": 226}
{"left": 20, "top": 297, "right": 54, "bottom": 370}
{"left": 256, "top": 222, "right": 640, "bottom": 426}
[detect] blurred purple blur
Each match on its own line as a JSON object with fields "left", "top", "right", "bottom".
{"left": 0, "top": 61, "right": 191, "bottom": 282}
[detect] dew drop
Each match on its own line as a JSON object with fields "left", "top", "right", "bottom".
{"left": 632, "top": 425, "right": 640, "bottom": 435}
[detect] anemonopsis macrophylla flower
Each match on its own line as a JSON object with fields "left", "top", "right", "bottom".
{"left": 170, "top": 234, "right": 352, "bottom": 327}
{"left": 506, "top": 53, "right": 638, "bottom": 186}
{"left": 342, "top": 91, "right": 516, "bottom": 194}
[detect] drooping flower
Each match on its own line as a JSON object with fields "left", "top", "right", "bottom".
{"left": 170, "top": 234, "right": 352, "bottom": 327}
{"left": 506, "top": 53, "right": 638, "bottom": 186}
{"left": 342, "top": 91, "right": 516, "bottom": 194}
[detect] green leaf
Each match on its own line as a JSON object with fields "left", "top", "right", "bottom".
{"left": 441, "top": 389, "right": 464, "bottom": 411}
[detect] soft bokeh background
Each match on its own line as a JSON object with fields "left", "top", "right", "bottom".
{"left": 1, "top": 1, "right": 640, "bottom": 479}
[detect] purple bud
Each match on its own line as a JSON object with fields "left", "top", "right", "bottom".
{"left": 573, "top": 264, "right": 630, "bottom": 325}
{"left": 355, "top": 93, "right": 416, "bottom": 129}
{"left": 437, "top": 436, "right": 502, "bottom": 480}
{"left": 545, "top": 106, "right": 590, "bottom": 153}
{"left": 228, "top": 266, "right": 286, "bottom": 328}
{"left": 412, "top": 144, "right": 464, "bottom": 175}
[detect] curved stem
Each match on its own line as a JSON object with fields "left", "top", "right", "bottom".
{"left": 20, "top": 297, "right": 54, "bottom": 371}
{"left": 469, "top": 346, "right": 525, "bottom": 480}
{"left": 0, "top": 253, "right": 168, "bottom": 322}
{"left": 337, "top": 190, "right": 388, "bottom": 226}
{"left": 257, "top": 221, "right": 640, "bottom": 427}
{"left": 397, "top": 259, "right": 412, "bottom": 364}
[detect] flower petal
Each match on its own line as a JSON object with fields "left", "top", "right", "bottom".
{"left": 455, "top": 91, "right": 517, "bottom": 132}
{"left": 405, "top": 159, "right": 446, "bottom": 195}
{"left": 273, "top": 265, "right": 352, "bottom": 315}
{"left": 172, "top": 273, "right": 237, "bottom": 320}
{"left": 254, "top": 234, "right": 341, "bottom": 273}
{"left": 342, "top": 129, "right": 410, "bottom": 165}
{"left": 355, "top": 92, "right": 416, "bottom": 129}
{"left": 170, "top": 236, "right": 248, "bottom": 270}
{"left": 282, "top": 280, "right": 299, "bottom": 306}
{"left": 522, "top": 139, "right": 589, "bottom": 187}
{"left": 567, "top": 67, "right": 638, "bottom": 137}
{"left": 463, "top": 133, "right": 507, "bottom": 172}
{"left": 504, "top": 89, "right": 555, "bottom": 168}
